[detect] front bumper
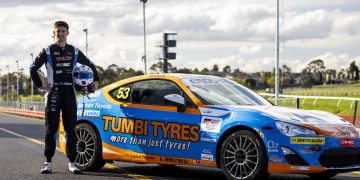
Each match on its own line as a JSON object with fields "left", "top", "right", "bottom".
{"left": 265, "top": 131, "right": 360, "bottom": 174}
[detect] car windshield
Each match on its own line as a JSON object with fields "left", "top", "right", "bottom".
{"left": 182, "top": 77, "right": 272, "bottom": 106}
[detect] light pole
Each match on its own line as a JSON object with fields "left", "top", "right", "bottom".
{"left": 140, "top": 0, "right": 148, "bottom": 74}
{"left": 30, "top": 53, "right": 34, "bottom": 103}
{"left": 16, "top": 60, "right": 18, "bottom": 103}
{"left": 83, "top": 28, "right": 88, "bottom": 56}
{"left": 0, "top": 69, "right": 2, "bottom": 100}
{"left": 6, "top": 65, "right": 9, "bottom": 102}
{"left": 275, "top": 0, "right": 280, "bottom": 105}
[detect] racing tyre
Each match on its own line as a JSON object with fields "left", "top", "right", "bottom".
{"left": 307, "top": 171, "right": 338, "bottom": 179}
{"left": 75, "top": 123, "right": 106, "bottom": 171}
{"left": 220, "top": 130, "right": 267, "bottom": 180}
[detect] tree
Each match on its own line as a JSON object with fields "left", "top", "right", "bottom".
{"left": 266, "top": 77, "right": 275, "bottom": 88}
{"left": 200, "top": 68, "right": 210, "bottom": 74}
{"left": 300, "top": 69, "right": 315, "bottom": 88}
{"left": 348, "top": 61, "right": 359, "bottom": 81}
{"left": 193, "top": 68, "right": 199, "bottom": 74}
{"left": 211, "top": 64, "right": 219, "bottom": 72}
{"left": 305, "top": 59, "right": 326, "bottom": 84}
{"left": 222, "top": 65, "right": 231, "bottom": 74}
{"left": 281, "top": 64, "right": 293, "bottom": 87}
{"left": 150, "top": 61, "right": 175, "bottom": 73}
{"left": 245, "top": 78, "right": 256, "bottom": 89}
{"left": 324, "top": 69, "right": 336, "bottom": 84}
{"left": 233, "top": 68, "right": 241, "bottom": 74}
{"left": 176, "top": 68, "right": 192, "bottom": 74}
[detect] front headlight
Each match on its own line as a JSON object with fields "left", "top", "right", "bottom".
{"left": 275, "top": 121, "right": 316, "bottom": 136}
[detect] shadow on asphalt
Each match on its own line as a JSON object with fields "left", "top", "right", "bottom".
{"left": 96, "top": 164, "right": 358, "bottom": 180}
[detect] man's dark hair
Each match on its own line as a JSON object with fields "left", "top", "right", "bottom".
{"left": 54, "top": 21, "right": 69, "bottom": 30}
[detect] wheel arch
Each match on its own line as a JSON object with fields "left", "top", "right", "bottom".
{"left": 215, "top": 125, "right": 268, "bottom": 168}
{"left": 76, "top": 119, "right": 104, "bottom": 154}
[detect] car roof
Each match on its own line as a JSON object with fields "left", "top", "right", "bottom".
{"left": 106, "top": 73, "right": 225, "bottom": 88}
{"left": 167, "top": 73, "right": 223, "bottom": 80}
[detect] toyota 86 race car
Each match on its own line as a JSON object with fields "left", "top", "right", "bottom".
{"left": 58, "top": 74, "right": 360, "bottom": 179}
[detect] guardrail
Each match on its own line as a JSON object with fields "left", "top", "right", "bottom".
{"left": 260, "top": 93, "right": 359, "bottom": 126}
{"left": 0, "top": 101, "right": 45, "bottom": 112}
{"left": 0, "top": 107, "right": 45, "bottom": 119}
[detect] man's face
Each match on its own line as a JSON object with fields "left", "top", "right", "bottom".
{"left": 53, "top": 26, "right": 68, "bottom": 43}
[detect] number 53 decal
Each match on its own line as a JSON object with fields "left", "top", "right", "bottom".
{"left": 117, "top": 87, "right": 131, "bottom": 99}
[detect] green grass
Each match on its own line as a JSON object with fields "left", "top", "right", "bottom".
{"left": 266, "top": 98, "right": 357, "bottom": 116}
{"left": 282, "top": 83, "right": 360, "bottom": 98}
{"left": 263, "top": 83, "right": 360, "bottom": 116}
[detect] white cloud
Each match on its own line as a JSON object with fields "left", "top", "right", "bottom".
{"left": 0, "top": 0, "right": 359, "bottom": 76}
{"left": 332, "top": 14, "right": 360, "bottom": 36}
{"left": 310, "top": 53, "right": 360, "bottom": 71}
{"left": 284, "top": 10, "right": 332, "bottom": 40}
{"left": 239, "top": 45, "right": 263, "bottom": 54}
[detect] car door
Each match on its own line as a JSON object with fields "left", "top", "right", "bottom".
{"left": 122, "top": 79, "right": 202, "bottom": 163}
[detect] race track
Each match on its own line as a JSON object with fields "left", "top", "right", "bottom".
{"left": 0, "top": 113, "right": 360, "bottom": 180}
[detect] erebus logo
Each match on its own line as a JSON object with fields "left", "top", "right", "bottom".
{"left": 56, "top": 63, "right": 71, "bottom": 67}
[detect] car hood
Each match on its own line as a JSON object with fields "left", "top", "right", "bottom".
{"left": 209, "top": 105, "right": 358, "bottom": 137}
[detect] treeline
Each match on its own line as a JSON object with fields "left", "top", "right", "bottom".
{"left": 0, "top": 59, "right": 359, "bottom": 101}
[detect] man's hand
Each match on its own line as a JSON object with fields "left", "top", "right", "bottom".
{"left": 91, "top": 81, "right": 98, "bottom": 93}
{"left": 39, "top": 85, "right": 51, "bottom": 92}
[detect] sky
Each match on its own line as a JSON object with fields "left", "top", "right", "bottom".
{"left": 0, "top": 0, "right": 359, "bottom": 75}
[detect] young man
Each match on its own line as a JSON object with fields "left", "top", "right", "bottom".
{"left": 30, "top": 21, "right": 99, "bottom": 174}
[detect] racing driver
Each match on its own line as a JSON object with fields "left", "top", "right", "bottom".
{"left": 30, "top": 21, "right": 99, "bottom": 174}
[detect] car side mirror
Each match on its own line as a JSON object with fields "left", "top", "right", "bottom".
{"left": 164, "top": 94, "right": 186, "bottom": 112}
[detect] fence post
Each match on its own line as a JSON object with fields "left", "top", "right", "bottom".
{"left": 296, "top": 98, "right": 300, "bottom": 109}
{"left": 353, "top": 100, "right": 358, "bottom": 126}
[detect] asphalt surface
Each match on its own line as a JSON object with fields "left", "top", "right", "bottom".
{"left": 1, "top": 113, "right": 360, "bottom": 180}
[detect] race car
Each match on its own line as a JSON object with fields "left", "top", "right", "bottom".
{"left": 59, "top": 74, "right": 360, "bottom": 179}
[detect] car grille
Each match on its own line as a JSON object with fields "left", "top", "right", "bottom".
{"left": 284, "top": 154, "right": 309, "bottom": 166}
{"left": 319, "top": 148, "right": 360, "bottom": 168}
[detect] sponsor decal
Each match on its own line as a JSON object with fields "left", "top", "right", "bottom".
{"left": 200, "top": 116, "right": 222, "bottom": 133}
{"left": 77, "top": 103, "right": 112, "bottom": 110}
{"left": 199, "top": 107, "right": 229, "bottom": 117}
{"left": 290, "top": 137, "right": 325, "bottom": 145}
{"left": 267, "top": 141, "right": 279, "bottom": 153}
{"left": 160, "top": 156, "right": 189, "bottom": 164}
{"left": 200, "top": 132, "right": 217, "bottom": 143}
{"left": 103, "top": 115, "right": 199, "bottom": 151}
{"left": 201, "top": 153, "right": 214, "bottom": 161}
{"left": 200, "top": 137, "right": 216, "bottom": 143}
{"left": 56, "top": 62, "right": 71, "bottom": 67}
{"left": 269, "top": 155, "right": 284, "bottom": 163}
{"left": 201, "top": 148, "right": 212, "bottom": 155}
{"left": 77, "top": 110, "right": 100, "bottom": 117}
{"left": 55, "top": 56, "right": 72, "bottom": 61}
{"left": 124, "top": 153, "right": 155, "bottom": 161}
{"left": 340, "top": 138, "right": 354, "bottom": 147}
{"left": 55, "top": 70, "right": 63, "bottom": 74}
{"left": 188, "top": 78, "right": 228, "bottom": 84}
{"left": 291, "top": 166, "right": 309, "bottom": 171}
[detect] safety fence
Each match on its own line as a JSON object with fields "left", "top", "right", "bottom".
{"left": 1, "top": 95, "right": 359, "bottom": 127}
{"left": 0, "top": 101, "right": 45, "bottom": 112}
{"left": 0, "top": 107, "right": 45, "bottom": 119}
